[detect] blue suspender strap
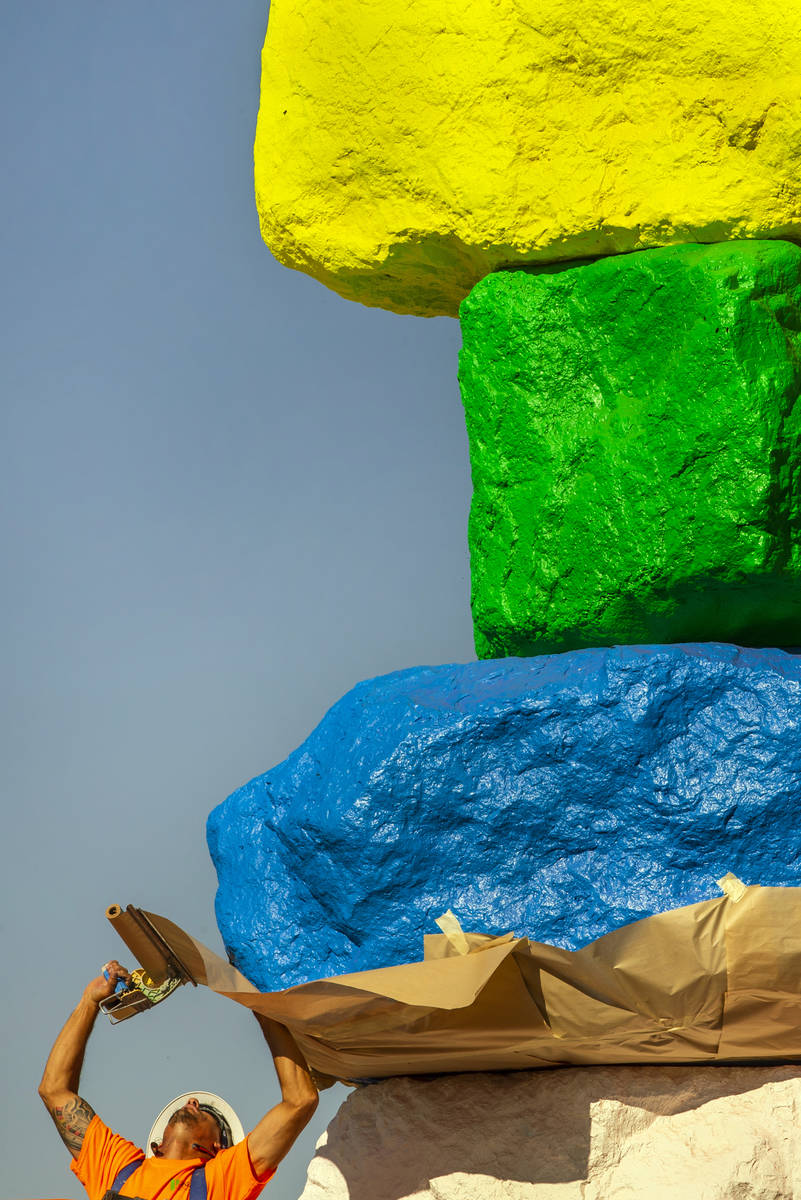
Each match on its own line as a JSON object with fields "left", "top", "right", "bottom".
{"left": 109, "top": 1156, "right": 205, "bottom": 1200}
{"left": 189, "top": 1165, "right": 208, "bottom": 1200}
{"left": 111, "top": 1159, "right": 145, "bottom": 1192}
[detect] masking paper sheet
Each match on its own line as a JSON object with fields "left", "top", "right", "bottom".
{"left": 112, "top": 885, "right": 801, "bottom": 1084}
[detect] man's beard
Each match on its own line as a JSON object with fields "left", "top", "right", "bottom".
{"left": 168, "top": 1107, "right": 204, "bottom": 1130}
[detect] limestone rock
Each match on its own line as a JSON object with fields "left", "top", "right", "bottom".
{"left": 207, "top": 644, "right": 801, "bottom": 991}
{"left": 299, "top": 1066, "right": 801, "bottom": 1198}
{"left": 254, "top": 0, "right": 801, "bottom": 317}
{"left": 460, "top": 241, "right": 801, "bottom": 658}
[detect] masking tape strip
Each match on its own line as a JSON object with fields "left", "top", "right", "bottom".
{"left": 717, "top": 872, "right": 748, "bottom": 903}
{"left": 435, "top": 908, "right": 470, "bottom": 956}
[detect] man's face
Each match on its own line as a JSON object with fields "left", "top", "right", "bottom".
{"left": 161, "top": 1098, "right": 221, "bottom": 1157}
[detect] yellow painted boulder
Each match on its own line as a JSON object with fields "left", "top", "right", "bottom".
{"left": 254, "top": 0, "right": 801, "bottom": 317}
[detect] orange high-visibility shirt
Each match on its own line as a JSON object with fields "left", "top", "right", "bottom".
{"left": 71, "top": 1115, "right": 275, "bottom": 1200}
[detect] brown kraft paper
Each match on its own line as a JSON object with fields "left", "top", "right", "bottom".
{"left": 108, "top": 881, "right": 801, "bottom": 1085}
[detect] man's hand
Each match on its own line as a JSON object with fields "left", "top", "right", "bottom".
{"left": 83, "top": 960, "right": 131, "bottom": 1007}
{"left": 38, "top": 960, "right": 130, "bottom": 1159}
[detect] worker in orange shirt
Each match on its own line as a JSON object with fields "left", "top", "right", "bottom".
{"left": 38, "top": 960, "right": 319, "bottom": 1200}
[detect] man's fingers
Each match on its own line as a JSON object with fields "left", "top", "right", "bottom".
{"left": 85, "top": 959, "right": 131, "bottom": 1005}
{"left": 97, "top": 959, "right": 131, "bottom": 989}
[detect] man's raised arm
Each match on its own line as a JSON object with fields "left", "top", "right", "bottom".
{"left": 246, "top": 1015, "right": 319, "bottom": 1175}
{"left": 38, "top": 960, "right": 129, "bottom": 1158}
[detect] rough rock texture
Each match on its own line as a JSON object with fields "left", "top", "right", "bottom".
{"left": 208, "top": 644, "right": 801, "bottom": 991}
{"left": 299, "top": 1066, "right": 801, "bottom": 1199}
{"left": 460, "top": 241, "right": 801, "bottom": 658}
{"left": 254, "top": 0, "right": 801, "bottom": 317}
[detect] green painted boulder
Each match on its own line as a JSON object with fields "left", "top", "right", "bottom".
{"left": 459, "top": 241, "right": 801, "bottom": 657}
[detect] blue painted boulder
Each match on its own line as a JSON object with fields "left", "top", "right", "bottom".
{"left": 208, "top": 644, "right": 801, "bottom": 991}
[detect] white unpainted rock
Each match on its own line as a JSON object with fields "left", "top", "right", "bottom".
{"left": 298, "top": 1066, "right": 801, "bottom": 1199}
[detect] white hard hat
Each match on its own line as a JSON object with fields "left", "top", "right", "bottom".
{"left": 147, "top": 1091, "right": 245, "bottom": 1156}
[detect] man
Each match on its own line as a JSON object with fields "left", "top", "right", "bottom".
{"left": 38, "top": 959, "right": 319, "bottom": 1199}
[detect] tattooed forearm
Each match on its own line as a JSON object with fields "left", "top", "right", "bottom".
{"left": 47, "top": 1095, "right": 96, "bottom": 1157}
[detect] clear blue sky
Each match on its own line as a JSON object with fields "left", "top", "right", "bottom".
{"left": 1, "top": 4, "right": 472, "bottom": 1196}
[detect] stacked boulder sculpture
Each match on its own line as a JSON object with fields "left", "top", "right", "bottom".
{"left": 210, "top": 1, "right": 801, "bottom": 1194}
